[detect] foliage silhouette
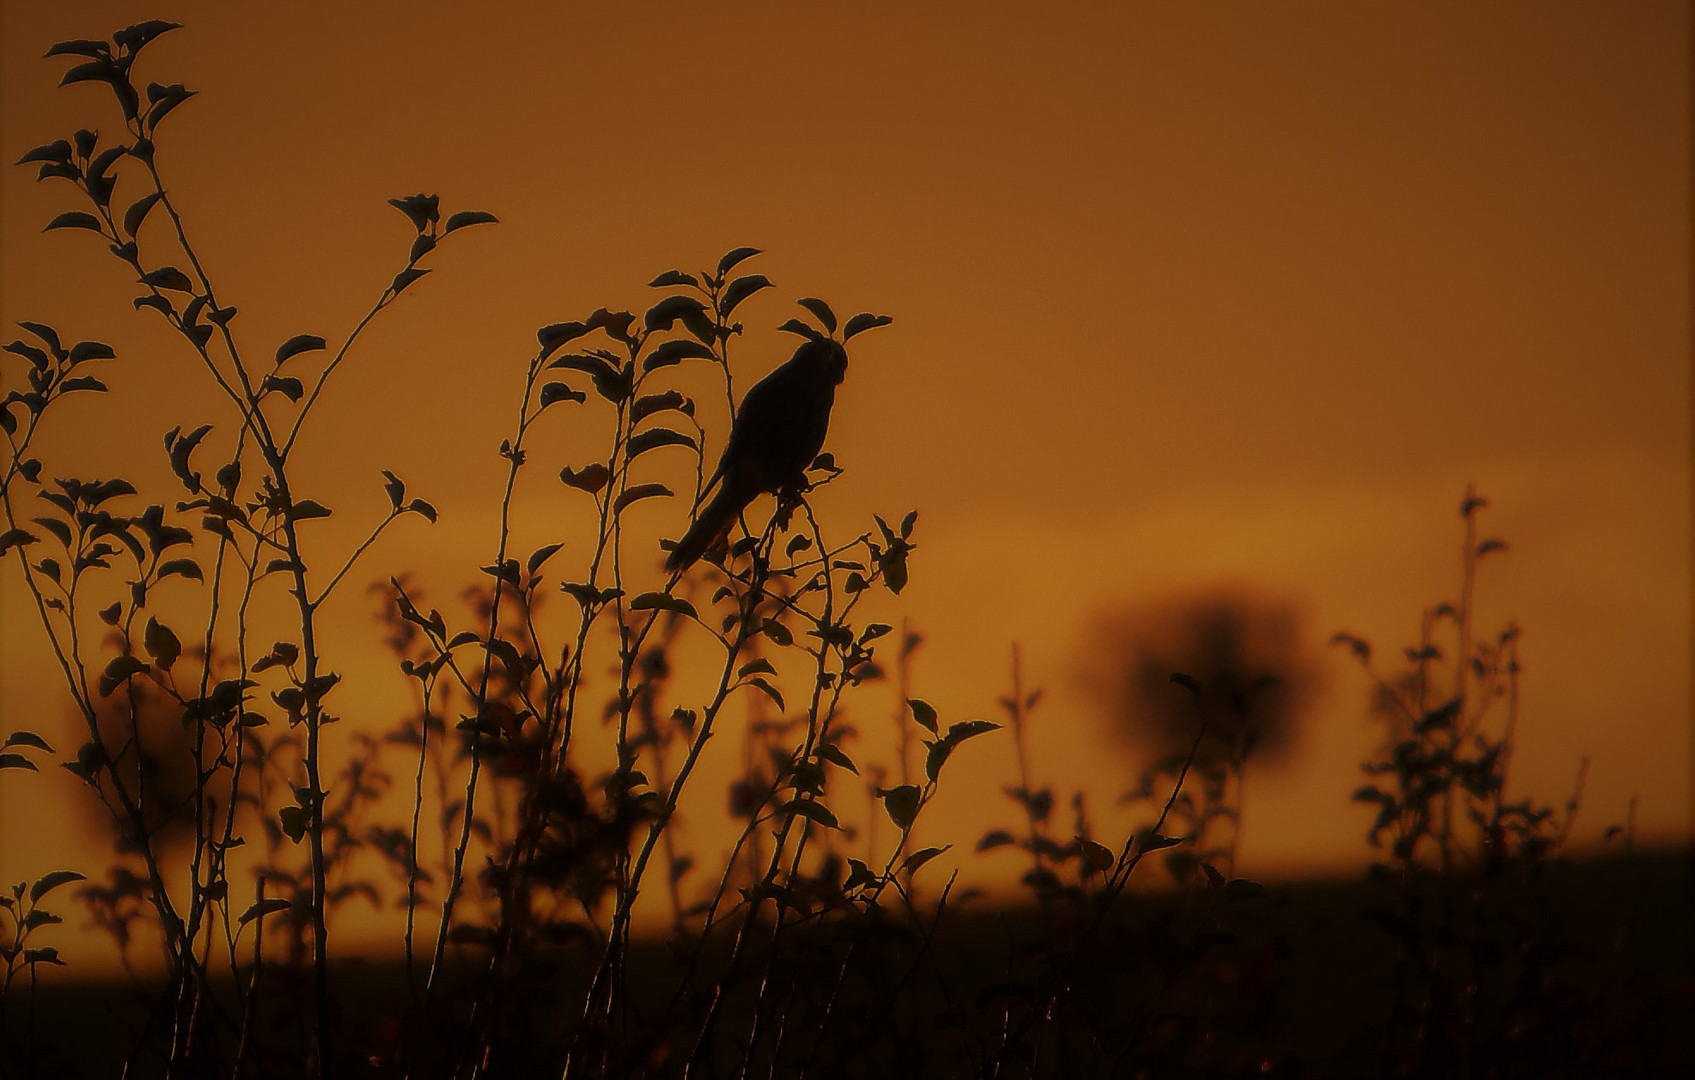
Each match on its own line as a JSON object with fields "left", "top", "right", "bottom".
{"left": 3, "top": 18, "right": 1686, "bottom": 1080}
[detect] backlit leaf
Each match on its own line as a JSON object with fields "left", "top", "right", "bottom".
{"left": 883, "top": 785, "right": 921, "bottom": 830}
{"left": 907, "top": 697, "right": 937, "bottom": 733}
{"left": 902, "top": 845, "right": 950, "bottom": 875}
{"left": 627, "top": 427, "right": 695, "bottom": 457}
{"left": 843, "top": 312, "right": 894, "bottom": 341}
{"left": 540, "top": 382, "right": 585, "bottom": 407}
{"left": 641, "top": 338, "right": 716, "bottom": 372}
{"left": 45, "top": 211, "right": 104, "bottom": 234}
{"left": 720, "top": 274, "right": 771, "bottom": 317}
{"left": 716, "top": 246, "right": 761, "bottom": 276}
{"left": 613, "top": 483, "right": 671, "bottom": 513}
{"left": 629, "top": 592, "right": 697, "bottom": 619}
{"left": 28, "top": 870, "right": 84, "bottom": 902}
{"left": 238, "top": 897, "right": 292, "bottom": 925}
{"left": 140, "top": 266, "right": 194, "bottom": 292}
{"left": 560, "top": 464, "right": 610, "bottom": 494}
{"left": 143, "top": 616, "right": 181, "bottom": 669}
{"left": 443, "top": 210, "right": 498, "bottom": 234}
{"left": 795, "top": 297, "right": 837, "bottom": 334}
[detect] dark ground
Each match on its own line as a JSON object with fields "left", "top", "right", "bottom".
{"left": 4, "top": 848, "right": 1690, "bottom": 1078}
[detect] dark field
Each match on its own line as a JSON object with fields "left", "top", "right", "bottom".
{"left": 8, "top": 849, "right": 1690, "bottom": 1078}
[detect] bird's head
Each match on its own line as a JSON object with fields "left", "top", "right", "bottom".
{"left": 799, "top": 338, "right": 849, "bottom": 385}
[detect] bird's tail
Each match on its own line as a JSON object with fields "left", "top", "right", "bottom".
{"left": 665, "top": 483, "right": 749, "bottom": 573}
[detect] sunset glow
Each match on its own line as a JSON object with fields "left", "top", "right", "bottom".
{"left": 0, "top": 4, "right": 1688, "bottom": 1074}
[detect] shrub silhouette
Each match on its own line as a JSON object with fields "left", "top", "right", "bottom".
{"left": 1086, "top": 590, "right": 1319, "bottom": 882}
{"left": 0, "top": 19, "right": 996, "bottom": 1078}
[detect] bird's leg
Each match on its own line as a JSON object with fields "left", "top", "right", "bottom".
{"left": 772, "top": 489, "right": 806, "bottom": 532}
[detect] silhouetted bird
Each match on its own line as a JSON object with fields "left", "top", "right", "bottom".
{"left": 665, "top": 338, "right": 848, "bottom": 573}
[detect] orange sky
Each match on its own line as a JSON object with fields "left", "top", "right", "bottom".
{"left": 2, "top": 1, "right": 1690, "bottom": 971}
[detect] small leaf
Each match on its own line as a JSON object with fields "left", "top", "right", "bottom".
{"left": 629, "top": 592, "right": 697, "bottom": 619}
{"left": 28, "top": 870, "right": 85, "bottom": 903}
{"left": 537, "top": 321, "right": 589, "bottom": 356}
{"left": 902, "top": 845, "right": 950, "bottom": 875}
{"left": 843, "top": 312, "right": 894, "bottom": 340}
{"left": 631, "top": 390, "right": 687, "bottom": 423}
{"left": 44, "top": 211, "right": 105, "bottom": 234}
{"left": 288, "top": 499, "right": 332, "bottom": 521}
{"left": 380, "top": 470, "right": 405, "bottom": 509}
{"left": 143, "top": 83, "right": 196, "bottom": 128}
{"left": 140, "top": 266, "right": 194, "bottom": 292}
{"left": 539, "top": 382, "right": 585, "bottom": 407}
{"left": 776, "top": 318, "right": 825, "bottom": 342}
{"left": 479, "top": 559, "right": 520, "bottom": 585}
{"left": 613, "top": 483, "right": 672, "bottom": 513}
{"left": 278, "top": 806, "right": 309, "bottom": 844}
{"left": 99, "top": 654, "right": 148, "bottom": 696}
{"left": 720, "top": 274, "right": 771, "bottom": 317}
{"left": 795, "top": 297, "right": 837, "bottom": 334}
{"left": 114, "top": 20, "right": 183, "bottom": 54}
{"left": 443, "top": 210, "right": 498, "bottom": 233}
{"left": 262, "top": 375, "right": 304, "bottom": 402}
{"left": 737, "top": 657, "right": 777, "bottom": 679}
{"left": 32, "top": 517, "right": 71, "bottom": 546}
{"left": 143, "top": 617, "right": 181, "bottom": 670}
{"left": 943, "top": 719, "right": 1000, "bottom": 745}
{"left": 648, "top": 269, "right": 697, "bottom": 288}
{"left": 406, "top": 498, "right": 436, "bottom": 523}
{"left": 238, "top": 897, "right": 292, "bottom": 925}
{"left": 1080, "top": 840, "right": 1117, "bottom": 874}
{"left": 0, "top": 754, "right": 37, "bottom": 772}
{"left": 883, "top": 785, "right": 921, "bottom": 831}
{"left": 2, "top": 731, "right": 53, "bottom": 753}
{"left": 123, "top": 192, "right": 163, "bottom": 237}
{"left": 627, "top": 427, "right": 695, "bottom": 457}
{"left": 783, "top": 798, "right": 839, "bottom": 829}
{"left": 717, "top": 246, "right": 761, "bottom": 276}
{"left": 391, "top": 267, "right": 430, "bottom": 295}
{"left": 560, "top": 582, "right": 620, "bottom": 608}
{"left": 745, "top": 677, "right": 784, "bottom": 711}
{"left": 276, "top": 334, "right": 326, "bottom": 365}
{"left": 644, "top": 295, "right": 712, "bottom": 341}
{"left": 16, "top": 139, "right": 72, "bottom": 164}
{"left": 907, "top": 697, "right": 938, "bottom": 733}
{"left": 388, "top": 193, "right": 440, "bottom": 233}
{"left": 157, "top": 558, "right": 203, "bottom": 582}
{"left": 526, "top": 542, "right": 564, "bottom": 575}
{"left": 560, "top": 464, "right": 610, "bottom": 494}
{"left": 68, "top": 340, "right": 116, "bottom": 363}
{"left": 585, "top": 308, "right": 636, "bottom": 341}
{"left": 4, "top": 340, "right": 50, "bottom": 368}
{"left": 816, "top": 744, "right": 857, "bottom": 774}
{"left": 641, "top": 338, "right": 716, "bottom": 372}
{"left": 88, "top": 145, "right": 127, "bottom": 183}
{"left": 844, "top": 858, "right": 878, "bottom": 892}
